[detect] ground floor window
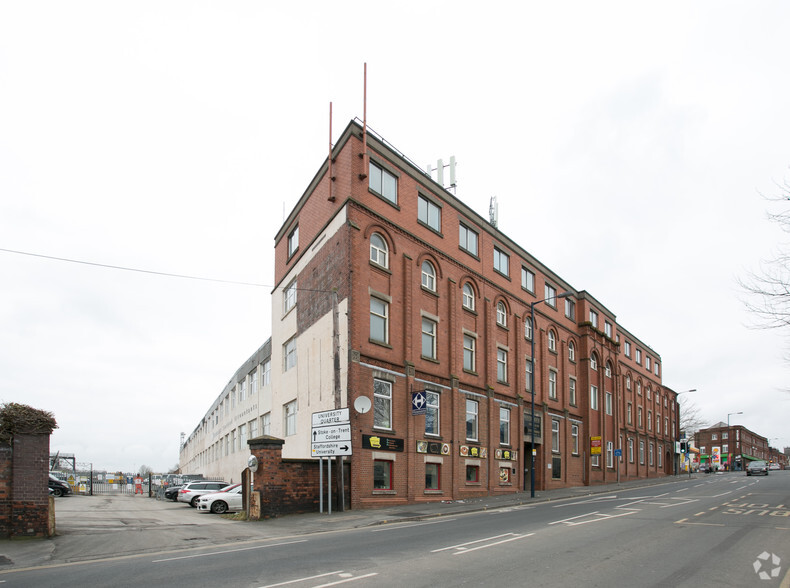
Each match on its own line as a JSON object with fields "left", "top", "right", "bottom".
{"left": 425, "top": 463, "right": 440, "bottom": 490}
{"left": 466, "top": 464, "right": 479, "bottom": 483}
{"left": 552, "top": 457, "right": 561, "bottom": 479}
{"left": 373, "top": 460, "right": 392, "bottom": 490}
{"left": 500, "top": 467, "right": 511, "bottom": 483}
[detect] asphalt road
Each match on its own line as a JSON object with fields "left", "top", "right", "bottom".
{"left": 4, "top": 472, "right": 789, "bottom": 587}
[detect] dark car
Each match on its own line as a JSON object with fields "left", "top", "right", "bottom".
{"left": 48, "top": 474, "right": 71, "bottom": 497}
{"left": 747, "top": 460, "right": 769, "bottom": 476}
{"left": 699, "top": 463, "right": 711, "bottom": 473}
{"left": 164, "top": 485, "right": 183, "bottom": 501}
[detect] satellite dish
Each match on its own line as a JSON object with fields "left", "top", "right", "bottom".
{"left": 247, "top": 455, "right": 258, "bottom": 473}
{"left": 354, "top": 396, "right": 372, "bottom": 414}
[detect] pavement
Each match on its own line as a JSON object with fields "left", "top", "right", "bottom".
{"left": 0, "top": 473, "right": 708, "bottom": 572}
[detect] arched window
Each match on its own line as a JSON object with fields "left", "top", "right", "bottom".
{"left": 548, "top": 330, "right": 557, "bottom": 352}
{"left": 525, "top": 317, "right": 533, "bottom": 340}
{"left": 590, "top": 352, "right": 598, "bottom": 371}
{"left": 605, "top": 361, "right": 613, "bottom": 378}
{"left": 496, "top": 301, "right": 507, "bottom": 327}
{"left": 421, "top": 260, "right": 436, "bottom": 292}
{"left": 370, "top": 233, "right": 388, "bottom": 268}
{"left": 626, "top": 374, "right": 631, "bottom": 390}
{"left": 462, "top": 283, "right": 475, "bottom": 311}
{"left": 568, "top": 341, "right": 576, "bottom": 362}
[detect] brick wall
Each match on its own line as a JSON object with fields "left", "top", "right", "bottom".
{"left": 0, "top": 433, "right": 52, "bottom": 538}
{"left": 248, "top": 436, "right": 349, "bottom": 519}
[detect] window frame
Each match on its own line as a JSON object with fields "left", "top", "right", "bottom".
{"left": 287, "top": 225, "right": 299, "bottom": 259}
{"left": 459, "top": 222, "right": 478, "bottom": 256}
{"left": 496, "top": 301, "right": 507, "bottom": 327}
{"left": 421, "top": 317, "right": 437, "bottom": 360}
{"left": 421, "top": 260, "right": 437, "bottom": 292}
{"left": 283, "top": 337, "right": 297, "bottom": 371}
{"left": 425, "top": 463, "right": 440, "bottom": 490}
{"left": 591, "top": 385, "right": 599, "bottom": 410}
{"left": 369, "top": 161, "right": 397, "bottom": 204}
{"left": 521, "top": 267, "right": 535, "bottom": 293}
{"left": 283, "top": 279, "right": 297, "bottom": 314}
{"left": 418, "top": 195, "right": 441, "bottom": 232}
{"left": 462, "top": 283, "right": 475, "bottom": 311}
{"left": 551, "top": 418, "right": 560, "bottom": 453}
{"left": 500, "top": 407, "right": 511, "bottom": 446}
{"left": 284, "top": 400, "right": 297, "bottom": 436}
{"left": 569, "top": 377, "right": 577, "bottom": 406}
{"left": 463, "top": 333, "right": 476, "bottom": 372}
{"left": 466, "top": 399, "right": 479, "bottom": 441}
{"left": 370, "top": 296, "right": 389, "bottom": 344}
{"left": 425, "top": 391, "right": 440, "bottom": 437}
{"left": 493, "top": 246, "right": 509, "bottom": 277}
{"left": 496, "top": 347, "right": 508, "bottom": 383}
{"left": 373, "top": 378, "right": 393, "bottom": 430}
{"left": 370, "top": 232, "right": 389, "bottom": 268}
{"left": 548, "top": 368, "right": 558, "bottom": 400}
{"left": 548, "top": 330, "right": 557, "bottom": 352}
{"left": 373, "top": 459, "right": 393, "bottom": 490}
{"left": 544, "top": 283, "right": 557, "bottom": 307}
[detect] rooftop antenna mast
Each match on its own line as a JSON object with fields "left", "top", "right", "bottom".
{"left": 426, "top": 156, "right": 457, "bottom": 194}
{"left": 489, "top": 196, "right": 498, "bottom": 228}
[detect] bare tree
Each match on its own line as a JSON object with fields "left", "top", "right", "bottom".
{"left": 739, "top": 178, "right": 790, "bottom": 331}
{"left": 679, "top": 395, "right": 707, "bottom": 437}
{"left": 138, "top": 464, "right": 154, "bottom": 476}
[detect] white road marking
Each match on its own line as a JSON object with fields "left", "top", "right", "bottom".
{"left": 152, "top": 539, "right": 307, "bottom": 562}
{"left": 371, "top": 519, "right": 456, "bottom": 532}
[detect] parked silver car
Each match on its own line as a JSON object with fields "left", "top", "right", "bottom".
{"left": 177, "top": 481, "right": 231, "bottom": 507}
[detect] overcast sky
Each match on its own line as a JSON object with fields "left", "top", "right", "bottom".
{"left": 2, "top": 2, "right": 789, "bottom": 473}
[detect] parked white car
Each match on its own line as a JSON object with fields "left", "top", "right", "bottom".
{"left": 196, "top": 484, "right": 243, "bottom": 514}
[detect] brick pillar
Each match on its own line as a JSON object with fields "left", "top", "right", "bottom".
{"left": 248, "top": 436, "right": 285, "bottom": 520}
{"left": 10, "top": 434, "right": 51, "bottom": 537}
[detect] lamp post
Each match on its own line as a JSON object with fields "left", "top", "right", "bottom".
{"left": 529, "top": 291, "right": 573, "bottom": 498}
{"left": 676, "top": 389, "right": 697, "bottom": 476}
{"left": 727, "top": 411, "right": 743, "bottom": 472}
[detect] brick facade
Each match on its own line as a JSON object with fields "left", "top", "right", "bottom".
{"left": 266, "top": 119, "right": 679, "bottom": 509}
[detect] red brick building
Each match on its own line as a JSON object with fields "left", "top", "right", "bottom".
{"left": 695, "top": 422, "right": 781, "bottom": 471}
{"left": 267, "top": 119, "right": 679, "bottom": 508}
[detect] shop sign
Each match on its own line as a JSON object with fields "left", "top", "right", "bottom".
{"left": 460, "top": 445, "right": 487, "bottom": 458}
{"left": 416, "top": 440, "right": 445, "bottom": 455}
{"left": 362, "top": 434, "right": 404, "bottom": 452}
{"left": 590, "top": 436, "right": 602, "bottom": 455}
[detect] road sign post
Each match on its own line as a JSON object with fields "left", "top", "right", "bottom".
{"left": 312, "top": 409, "right": 351, "bottom": 514}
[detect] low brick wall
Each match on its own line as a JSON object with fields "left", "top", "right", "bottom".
{"left": 248, "top": 436, "right": 349, "bottom": 519}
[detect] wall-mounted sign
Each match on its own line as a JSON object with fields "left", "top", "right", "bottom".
{"left": 362, "top": 434, "right": 404, "bottom": 452}
{"left": 411, "top": 391, "right": 426, "bottom": 415}
{"left": 460, "top": 445, "right": 487, "bottom": 458}
{"left": 495, "top": 448, "right": 518, "bottom": 461}
{"left": 590, "top": 436, "right": 602, "bottom": 455}
{"left": 416, "top": 440, "right": 443, "bottom": 454}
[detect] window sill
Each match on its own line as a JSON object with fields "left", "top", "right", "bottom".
{"left": 369, "top": 339, "right": 393, "bottom": 350}
{"left": 372, "top": 490, "right": 397, "bottom": 495}
{"left": 424, "top": 490, "right": 443, "bottom": 495}
{"left": 421, "top": 356, "right": 440, "bottom": 364}
{"left": 369, "top": 261, "right": 392, "bottom": 275}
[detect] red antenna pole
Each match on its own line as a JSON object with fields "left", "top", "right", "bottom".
{"left": 360, "top": 62, "right": 368, "bottom": 179}
{"left": 328, "top": 101, "right": 335, "bottom": 202}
